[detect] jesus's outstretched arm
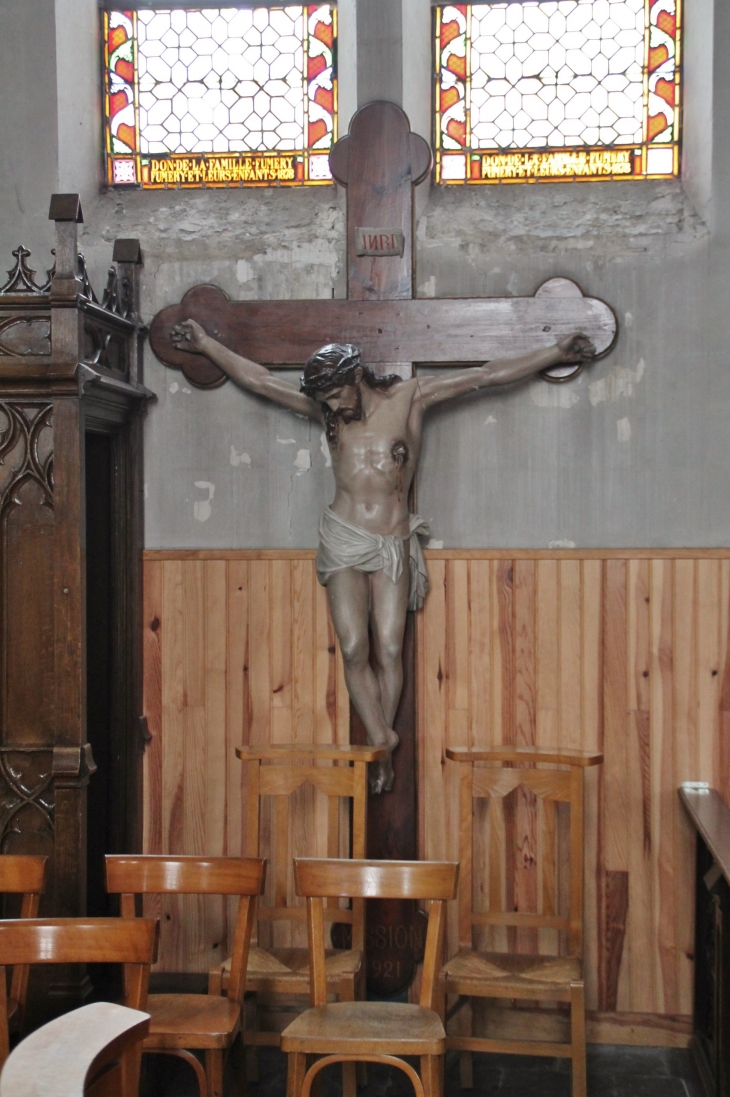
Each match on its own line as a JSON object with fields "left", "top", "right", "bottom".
{"left": 414, "top": 332, "right": 596, "bottom": 411}
{"left": 172, "top": 319, "right": 322, "bottom": 420}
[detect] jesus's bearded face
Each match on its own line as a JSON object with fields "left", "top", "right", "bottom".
{"left": 315, "top": 377, "right": 364, "bottom": 440}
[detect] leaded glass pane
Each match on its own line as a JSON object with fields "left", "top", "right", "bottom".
{"left": 104, "top": 5, "right": 337, "bottom": 187}
{"left": 435, "top": 0, "right": 681, "bottom": 183}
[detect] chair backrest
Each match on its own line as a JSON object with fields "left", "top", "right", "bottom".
{"left": 0, "top": 856, "right": 48, "bottom": 1021}
{"left": 105, "top": 856, "right": 265, "bottom": 1006}
{"left": 446, "top": 746, "right": 602, "bottom": 960}
{"left": 238, "top": 744, "right": 385, "bottom": 956}
{"left": 0, "top": 918, "right": 158, "bottom": 1069}
{"left": 0, "top": 1002, "right": 150, "bottom": 1097}
{"left": 0, "top": 856, "right": 47, "bottom": 907}
{"left": 294, "top": 858, "right": 459, "bottom": 1010}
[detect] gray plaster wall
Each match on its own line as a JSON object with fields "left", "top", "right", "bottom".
{"left": 1, "top": 0, "right": 727, "bottom": 549}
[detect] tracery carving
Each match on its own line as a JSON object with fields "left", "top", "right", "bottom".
{"left": 101, "top": 265, "right": 134, "bottom": 320}
{"left": 0, "top": 403, "right": 54, "bottom": 515}
{"left": 0, "top": 246, "right": 49, "bottom": 295}
{"left": 82, "top": 322, "right": 126, "bottom": 372}
{"left": 0, "top": 749, "right": 55, "bottom": 854}
{"left": 77, "top": 252, "right": 98, "bottom": 303}
{"left": 0, "top": 316, "right": 51, "bottom": 357}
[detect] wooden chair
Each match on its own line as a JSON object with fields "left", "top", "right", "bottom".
{"left": 211, "top": 744, "right": 384, "bottom": 1084}
{"left": 106, "top": 855, "right": 266, "bottom": 1097}
{"left": 0, "top": 916, "right": 158, "bottom": 1088}
{"left": 0, "top": 1002, "right": 150, "bottom": 1097}
{"left": 0, "top": 855, "right": 47, "bottom": 1035}
{"left": 438, "top": 746, "right": 603, "bottom": 1097}
{"left": 281, "top": 858, "right": 459, "bottom": 1097}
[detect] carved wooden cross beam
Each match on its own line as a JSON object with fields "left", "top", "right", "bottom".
{"left": 149, "top": 101, "right": 618, "bottom": 995}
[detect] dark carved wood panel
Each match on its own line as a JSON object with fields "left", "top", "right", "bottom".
{"left": 0, "top": 748, "right": 55, "bottom": 857}
{"left": 0, "top": 404, "right": 54, "bottom": 747}
{"left": 0, "top": 201, "right": 149, "bottom": 1018}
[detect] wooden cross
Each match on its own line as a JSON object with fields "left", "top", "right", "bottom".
{"left": 149, "top": 101, "right": 617, "bottom": 994}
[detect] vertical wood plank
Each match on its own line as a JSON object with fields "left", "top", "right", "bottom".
{"left": 512, "top": 561, "right": 537, "bottom": 952}
{"left": 292, "top": 558, "right": 315, "bottom": 743}
{"left": 182, "top": 562, "right": 206, "bottom": 970}
{"left": 601, "top": 559, "right": 629, "bottom": 1011}
{"left": 205, "top": 561, "right": 228, "bottom": 966}
{"left": 558, "top": 560, "right": 582, "bottom": 750}
{"left": 495, "top": 560, "right": 515, "bottom": 745}
{"left": 535, "top": 559, "right": 559, "bottom": 747}
{"left": 468, "top": 560, "right": 492, "bottom": 748}
{"left": 141, "top": 560, "right": 164, "bottom": 948}
{"left": 697, "top": 560, "right": 721, "bottom": 784}
{"left": 673, "top": 559, "right": 697, "bottom": 1016}
{"left": 226, "top": 560, "right": 249, "bottom": 866}
{"left": 649, "top": 559, "right": 677, "bottom": 1015}
{"left": 142, "top": 561, "right": 163, "bottom": 855}
{"left": 421, "top": 559, "right": 447, "bottom": 862}
{"left": 626, "top": 558, "right": 652, "bottom": 1012}
{"left": 314, "top": 572, "right": 337, "bottom": 744}
{"left": 248, "top": 561, "right": 271, "bottom": 746}
{"left": 447, "top": 560, "right": 470, "bottom": 717}
{"left": 159, "top": 560, "right": 184, "bottom": 971}
{"left": 581, "top": 559, "right": 602, "bottom": 1011}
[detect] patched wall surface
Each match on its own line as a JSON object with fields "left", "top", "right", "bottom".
{"left": 2, "top": 0, "right": 728, "bottom": 549}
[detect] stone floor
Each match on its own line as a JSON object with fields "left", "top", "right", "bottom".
{"left": 141, "top": 1043, "right": 706, "bottom": 1097}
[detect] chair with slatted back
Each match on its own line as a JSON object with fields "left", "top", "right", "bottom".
{"left": 0, "top": 855, "right": 48, "bottom": 1037}
{"left": 281, "top": 858, "right": 459, "bottom": 1097}
{"left": 438, "top": 746, "right": 603, "bottom": 1097}
{"left": 210, "top": 744, "right": 384, "bottom": 1092}
{"left": 106, "top": 855, "right": 265, "bottom": 1097}
{"left": 0, "top": 916, "right": 158, "bottom": 1094}
{"left": 0, "top": 1002, "right": 150, "bottom": 1097}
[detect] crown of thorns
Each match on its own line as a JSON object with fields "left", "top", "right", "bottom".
{"left": 300, "top": 343, "right": 362, "bottom": 396}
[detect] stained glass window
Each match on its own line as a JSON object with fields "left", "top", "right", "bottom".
{"left": 435, "top": 0, "right": 681, "bottom": 183}
{"left": 104, "top": 5, "right": 336, "bottom": 187}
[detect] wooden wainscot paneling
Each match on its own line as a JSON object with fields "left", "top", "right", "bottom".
{"left": 142, "top": 552, "right": 349, "bottom": 972}
{"left": 143, "top": 547, "right": 730, "bottom": 1044}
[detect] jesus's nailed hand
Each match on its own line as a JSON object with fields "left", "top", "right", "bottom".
{"left": 171, "top": 318, "right": 208, "bottom": 353}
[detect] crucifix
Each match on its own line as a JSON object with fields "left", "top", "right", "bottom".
{"left": 149, "top": 101, "right": 617, "bottom": 994}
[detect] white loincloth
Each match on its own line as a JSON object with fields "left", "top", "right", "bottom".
{"left": 316, "top": 507, "right": 430, "bottom": 611}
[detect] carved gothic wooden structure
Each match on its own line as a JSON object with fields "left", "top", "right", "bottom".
{"left": 0, "top": 194, "right": 150, "bottom": 1007}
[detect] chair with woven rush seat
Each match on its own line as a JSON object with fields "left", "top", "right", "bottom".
{"left": 281, "top": 858, "right": 459, "bottom": 1097}
{"left": 439, "top": 746, "right": 602, "bottom": 1097}
{"left": 106, "top": 855, "right": 265, "bottom": 1097}
{"left": 0, "top": 916, "right": 158, "bottom": 1091}
{"left": 210, "top": 744, "right": 384, "bottom": 1094}
{"left": 0, "top": 855, "right": 47, "bottom": 1039}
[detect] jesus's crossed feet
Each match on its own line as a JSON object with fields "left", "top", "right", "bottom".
{"left": 368, "top": 729, "right": 399, "bottom": 795}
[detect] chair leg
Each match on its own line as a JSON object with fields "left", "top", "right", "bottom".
{"left": 287, "top": 1052, "right": 307, "bottom": 1097}
{"left": 342, "top": 1060, "right": 357, "bottom": 1097}
{"left": 570, "top": 981, "right": 587, "bottom": 1097}
{"left": 244, "top": 993, "right": 260, "bottom": 1082}
{"left": 205, "top": 1049, "right": 225, "bottom": 1097}
{"left": 455, "top": 996, "right": 474, "bottom": 1089}
{"left": 420, "top": 1056, "right": 442, "bottom": 1097}
{"left": 338, "top": 977, "right": 363, "bottom": 1093}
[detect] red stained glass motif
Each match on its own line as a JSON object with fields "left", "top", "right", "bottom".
{"left": 105, "top": 9, "right": 137, "bottom": 171}
{"left": 104, "top": 5, "right": 336, "bottom": 188}
{"left": 435, "top": 0, "right": 681, "bottom": 184}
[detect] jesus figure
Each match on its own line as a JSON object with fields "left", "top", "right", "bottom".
{"left": 173, "top": 321, "right": 595, "bottom": 792}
